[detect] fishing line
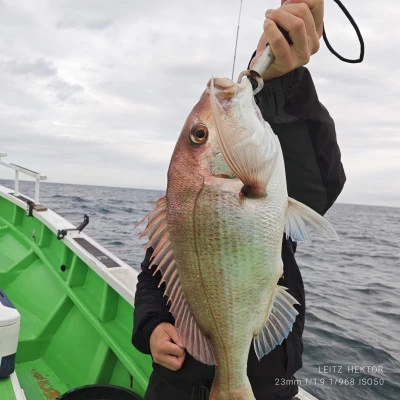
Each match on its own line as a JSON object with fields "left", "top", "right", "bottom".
{"left": 231, "top": 0, "right": 243, "bottom": 80}
{"left": 323, "top": 0, "right": 365, "bottom": 63}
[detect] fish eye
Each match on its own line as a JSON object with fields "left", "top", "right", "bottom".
{"left": 189, "top": 123, "right": 208, "bottom": 145}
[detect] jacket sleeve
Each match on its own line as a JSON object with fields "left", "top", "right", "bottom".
{"left": 254, "top": 66, "right": 346, "bottom": 214}
{"left": 132, "top": 247, "right": 174, "bottom": 354}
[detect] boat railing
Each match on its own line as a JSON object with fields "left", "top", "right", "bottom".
{"left": 0, "top": 152, "right": 47, "bottom": 204}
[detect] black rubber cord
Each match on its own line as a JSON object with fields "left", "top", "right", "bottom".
{"left": 323, "top": 0, "right": 365, "bottom": 63}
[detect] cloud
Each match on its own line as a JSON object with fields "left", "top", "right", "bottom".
{"left": 0, "top": 0, "right": 399, "bottom": 207}
{"left": 4, "top": 58, "right": 57, "bottom": 77}
{"left": 56, "top": 17, "right": 113, "bottom": 31}
{"left": 46, "top": 78, "right": 84, "bottom": 101}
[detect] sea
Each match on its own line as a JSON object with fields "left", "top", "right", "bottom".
{"left": 1, "top": 179, "right": 399, "bottom": 400}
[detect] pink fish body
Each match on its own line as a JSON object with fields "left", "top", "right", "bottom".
{"left": 139, "top": 76, "right": 337, "bottom": 399}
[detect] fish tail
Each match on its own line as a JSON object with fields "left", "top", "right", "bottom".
{"left": 210, "top": 373, "right": 255, "bottom": 400}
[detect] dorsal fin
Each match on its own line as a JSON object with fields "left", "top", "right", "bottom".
{"left": 137, "top": 196, "right": 216, "bottom": 365}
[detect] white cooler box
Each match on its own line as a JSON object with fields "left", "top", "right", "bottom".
{"left": 0, "top": 289, "right": 21, "bottom": 378}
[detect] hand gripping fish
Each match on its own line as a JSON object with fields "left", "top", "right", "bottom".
{"left": 137, "top": 45, "right": 338, "bottom": 399}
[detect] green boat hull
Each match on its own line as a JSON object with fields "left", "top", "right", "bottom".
{"left": 0, "top": 188, "right": 152, "bottom": 399}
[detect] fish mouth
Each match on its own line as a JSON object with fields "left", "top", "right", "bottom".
{"left": 207, "top": 77, "right": 237, "bottom": 108}
{"left": 211, "top": 77, "right": 263, "bottom": 124}
{"left": 207, "top": 77, "right": 235, "bottom": 91}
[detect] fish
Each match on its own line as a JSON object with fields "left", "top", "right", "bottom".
{"left": 137, "top": 71, "right": 338, "bottom": 399}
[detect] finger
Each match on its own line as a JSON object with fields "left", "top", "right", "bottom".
{"left": 264, "top": 18, "right": 292, "bottom": 57}
{"left": 160, "top": 341, "right": 186, "bottom": 357}
{"left": 255, "top": 30, "right": 269, "bottom": 54}
{"left": 281, "top": 3, "right": 320, "bottom": 54}
{"left": 282, "top": 0, "right": 324, "bottom": 37}
{"left": 265, "top": 9, "right": 309, "bottom": 62}
{"left": 158, "top": 353, "right": 186, "bottom": 371}
{"left": 164, "top": 324, "right": 184, "bottom": 348}
{"left": 176, "top": 351, "right": 186, "bottom": 368}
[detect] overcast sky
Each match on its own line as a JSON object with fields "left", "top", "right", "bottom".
{"left": 0, "top": 0, "right": 399, "bottom": 207}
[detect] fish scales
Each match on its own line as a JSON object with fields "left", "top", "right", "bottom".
{"left": 170, "top": 157, "right": 286, "bottom": 397}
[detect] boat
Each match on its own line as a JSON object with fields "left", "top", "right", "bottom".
{"left": 0, "top": 153, "right": 318, "bottom": 400}
{"left": 0, "top": 153, "right": 150, "bottom": 399}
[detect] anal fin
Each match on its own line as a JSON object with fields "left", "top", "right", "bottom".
{"left": 170, "top": 293, "right": 217, "bottom": 366}
{"left": 253, "top": 286, "right": 299, "bottom": 360}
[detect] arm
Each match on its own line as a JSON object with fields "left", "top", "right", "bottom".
{"left": 250, "top": 0, "right": 345, "bottom": 214}
{"left": 255, "top": 67, "right": 345, "bottom": 214}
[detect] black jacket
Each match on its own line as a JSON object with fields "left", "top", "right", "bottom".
{"left": 132, "top": 67, "right": 346, "bottom": 400}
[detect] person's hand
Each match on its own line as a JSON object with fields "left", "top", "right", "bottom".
{"left": 250, "top": 0, "right": 324, "bottom": 81}
{"left": 150, "top": 322, "right": 186, "bottom": 371}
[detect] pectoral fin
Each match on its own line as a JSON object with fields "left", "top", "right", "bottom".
{"left": 285, "top": 197, "right": 339, "bottom": 242}
{"left": 253, "top": 286, "right": 299, "bottom": 360}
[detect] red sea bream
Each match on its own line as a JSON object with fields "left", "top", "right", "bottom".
{"left": 138, "top": 74, "right": 337, "bottom": 399}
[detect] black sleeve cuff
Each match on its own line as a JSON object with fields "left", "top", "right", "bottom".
{"left": 132, "top": 247, "right": 175, "bottom": 355}
{"left": 132, "top": 314, "right": 174, "bottom": 355}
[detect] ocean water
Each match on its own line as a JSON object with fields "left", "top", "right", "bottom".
{"left": 1, "top": 179, "right": 399, "bottom": 400}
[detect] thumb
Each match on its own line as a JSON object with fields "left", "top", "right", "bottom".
{"left": 164, "top": 324, "right": 184, "bottom": 348}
